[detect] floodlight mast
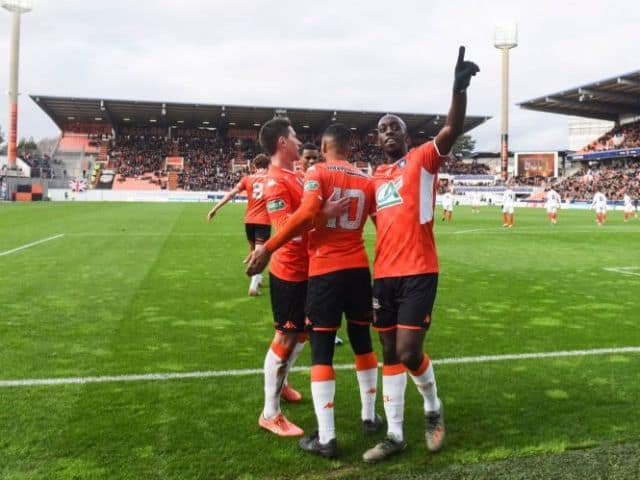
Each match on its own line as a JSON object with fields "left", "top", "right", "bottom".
{"left": 2, "top": 0, "right": 32, "bottom": 171}
{"left": 494, "top": 24, "right": 518, "bottom": 180}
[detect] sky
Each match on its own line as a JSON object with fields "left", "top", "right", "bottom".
{"left": 0, "top": 0, "right": 638, "bottom": 151}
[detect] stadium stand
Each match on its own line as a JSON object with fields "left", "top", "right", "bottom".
{"left": 580, "top": 120, "right": 640, "bottom": 153}
{"left": 551, "top": 161, "right": 640, "bottom": 201}
{"left": 30, "top": 95, "right": 489, "bottom": 192}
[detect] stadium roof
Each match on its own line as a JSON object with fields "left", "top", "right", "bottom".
{"left": 518, "top": 70, "right": 640, "bottom": 121}
{"left": 30, "top": 94, "right": 490, "bottom": 137}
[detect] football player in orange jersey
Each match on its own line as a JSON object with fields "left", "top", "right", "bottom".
{"left": 207, "top": 154, "right": 271, "bottom": 296}
{"left": 362, "top": 46, "right": 479, "bottom": 463}
{"left": 299, "top": 142, "right": 320, "bottom": 172}
{"left": 247, "top": 123, "right": 383, "bottom": 458}
{"left": 252, "top": 118, "right": 344, "bottom": 438}
{"left": 298, "top": 142, "right": 345, "bottom": 348}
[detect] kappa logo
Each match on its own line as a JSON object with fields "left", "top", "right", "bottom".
{"left": 376, "top": 178, "right": 403, "bottom": 210}
{"left": 283, "top": 321, "right": 297, "bottom": 330}
{"left": 267, "top": 199, "right": 285, "bottom": 213}
{"left": 323, "top": 401, "right": 335, "bottom": 409}
{"left": 372, "top": 297, "right": 380, "bottom": 310}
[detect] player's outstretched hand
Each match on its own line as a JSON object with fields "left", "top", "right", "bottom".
{"left": 245, "top": 244, "right": 271, "bottom": 276}
{"left": 323, "top": 196, "right": 350, "bottom": 219}
{"left": 206, "top": 208, "right": 217, "bottom": 223}
{"left": 453, "top": 46, "right": 480, "bottom": 93}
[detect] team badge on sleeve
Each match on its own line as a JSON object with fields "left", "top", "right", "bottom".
{"left": 267, "top": 199, "right": 286, "bottom": 213}
{"left": 304, "top": 180, "right": 320, "bottom": 192}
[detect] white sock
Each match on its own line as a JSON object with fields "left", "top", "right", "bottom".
{"left": 311, "top": 365, "right": 336, "bottom": 444}
{"left": 257, "top": 273, "right": 263, "bottom": 285}
{"left": 263, "top": 344, "right": 290, "bottom": 419}
{"left": 382, "top": 366, "right": 407, "bottom": 441}
{"left": 284, "top": 340, "right": 305, "bottom": 387}
{"left": 249, "top": 274, "right": 260, "bottom": 292}
{"left": 409, "top": 357, "right": 441, "bottom": 413}
{"left": 355, "top": 352, "right": 378, "bottom": 421}
{"left": 357, "top": 368, "right": 377, "bottom": 421}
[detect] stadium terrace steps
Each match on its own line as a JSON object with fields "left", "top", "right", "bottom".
{"left": 113, "top": 175, "right": 162, "bottom": 191}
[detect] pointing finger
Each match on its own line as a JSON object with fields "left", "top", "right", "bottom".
{"left": 457, "top": 46, "right": 466, "bottom": 65}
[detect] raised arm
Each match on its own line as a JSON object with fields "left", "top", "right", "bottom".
{"left": 206, "top": 181, "right": 245, "bottom": 222}
{"left": 435, "top": 46, "right": 479, "bottom": 156}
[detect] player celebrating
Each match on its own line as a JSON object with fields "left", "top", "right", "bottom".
{"left": 361, "top": 46, "right": 479, "bottom": 463}
{"left": 299, "top": 142, "right": 320, "bottom": 172}
{"left": 623, "top": 190, "right": 637, "bottom": 222}
{"left": 441, "top": 190, "right": 454, "bottom": 223}
{"left": 253, "top": 118, "right": 310, "bottom": 437}
{"left": 592, "top": 190, "right": 608, "bottom": 226}
{"left": 247, "top": 123, "right": 382, "bottom": 458}
{"left": 298, "top": 142, "right": 346, "bottom": 347}
{"left": 502, "top": 184, "right": 515, "bottom": 228}
{"left": 207, "top": 154, "right": 271, "bottom": 296}
{"left": 545, "top": 187, "right": 562, "bottom": 225}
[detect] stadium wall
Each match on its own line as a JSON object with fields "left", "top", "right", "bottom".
{"left": 48, "top": 189, "right": 247, "bottom": 203}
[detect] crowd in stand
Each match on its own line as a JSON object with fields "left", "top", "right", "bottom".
{"left": 552, "top": 161, "right": 640, "bottom": 201}
{"left": 581, "top": 120, "right": 640, "bottom": 153}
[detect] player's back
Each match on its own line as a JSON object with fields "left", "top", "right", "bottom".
{"left": 304, "top": 160, "right": 373, "bottom": 277}
{"left": 243, "top": 172, "right": 270, "bottom": 225}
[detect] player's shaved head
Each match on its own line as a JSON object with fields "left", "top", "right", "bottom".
{"left": 378, "top": 114, "right": 407, "bottom": 133}
{"left": 322, "top": 123, "right": 352, "bottom": 159}
{"left": 377, "top": 114, "right": 409, "bottom": 162}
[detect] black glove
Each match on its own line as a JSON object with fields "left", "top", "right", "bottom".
{"left": 453, "top": 46, "right": 480, "bottom": 94}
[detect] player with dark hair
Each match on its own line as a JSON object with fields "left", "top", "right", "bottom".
{"left": 361, "top": 46, "right": 479, "bottom": 463}
{"left": 207, "top": 153, "right": 271, "bottom": 296}
{"left": 254, "top": 118, "right": 343, "bottom": 436}
{"left": 299, "top": 142, "right": 320, "bottom": 172}
{"left": 247, "top": 122, "right": 382, "bottom": 458}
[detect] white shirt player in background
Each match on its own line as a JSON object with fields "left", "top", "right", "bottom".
{"left": 471, "top": 191, "right": 481, "bottom": 213}
{"left": 591, "top": 191, "right": 608, "bottom": 226}
{"left": 545, "top": 188, "right": 562, "bottom": 225}
{"left": 623, "top": 190, "right": 637, "bottom": 222}
{"left": 441, "top": 191, "right": 454, "bottom": 223}
{"left": 502, "top": 186, "right": 516, "bottom": 228}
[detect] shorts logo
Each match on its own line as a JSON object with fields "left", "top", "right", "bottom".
{"left": 376, "top": 179, "right": 403, "bottom": 210}
{"left": 267, "top": 199, "right": 285, "bottom": 213}
{"left": 372, "top": 297, "right": 380, "bottom": 310}
{"left": 304, "top": 180, "right": 320, "bottom": 192}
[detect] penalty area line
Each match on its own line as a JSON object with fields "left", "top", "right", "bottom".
{"left": 1, "top": 346, "right": 640, "bottom": 388}
{"left": 0, "top": 234, "right": 65, "bottom": 258}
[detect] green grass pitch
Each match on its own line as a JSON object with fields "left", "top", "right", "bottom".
{"left": 1, "top": 202, "right": 639, "bottom": 479}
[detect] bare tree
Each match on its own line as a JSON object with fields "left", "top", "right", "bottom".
{"left": 37, "top": 137, "right": 59, "bottom": 156}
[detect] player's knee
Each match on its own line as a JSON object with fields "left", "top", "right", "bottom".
{"left": 346, "top": 322, "right": 372, "bottom": 355}
{"left": 398, "top": 350, "right": 423, "bottom": 371}
{"left": 274, "top": 331, "right": 299, "bottom": 351}
{"left": 310, "top": 330, "right": 337, "bottom": 365}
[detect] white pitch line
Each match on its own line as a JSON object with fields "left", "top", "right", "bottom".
{"left": 603, "top": 267, "right": 640, "bottom": 277}
{"left": 452, "top": 228, "right": 497, "bottom": 235}
{"left": 1, "top": 346, "right": 639, "bottom": 389}
{"left": 0, "top": 234, "right": 64, "bottom": 258}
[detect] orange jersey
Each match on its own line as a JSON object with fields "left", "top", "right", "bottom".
{"left": 372, "top": 141, "right": 447, "bottom": 279}
{"left": 301, "top": 160, "right": 374, "bottom": 277}
{"left": 264, "top": 165, "right": 308, "bottom": 282}
{"left": 238, "top": 172, "right": 270, "bottom": 225}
